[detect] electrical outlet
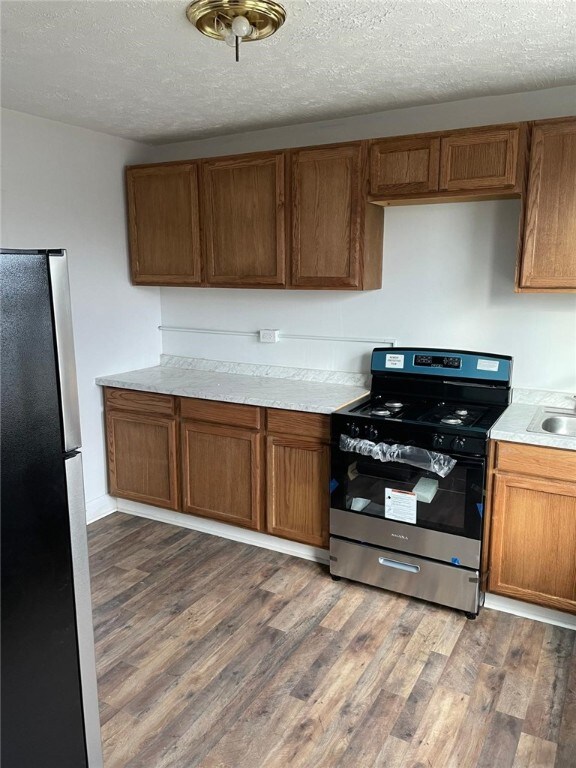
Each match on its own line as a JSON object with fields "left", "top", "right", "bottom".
{"left": 259, "top": 329, "right": 280, "bottom": 343}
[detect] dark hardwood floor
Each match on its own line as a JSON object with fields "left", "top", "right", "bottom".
{"left": 89, "top": 513, "right": 576, "bottom": 768}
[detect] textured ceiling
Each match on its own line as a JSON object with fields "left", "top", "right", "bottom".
{"left": 2, "top": 0, "right": 576, "bottom": 144}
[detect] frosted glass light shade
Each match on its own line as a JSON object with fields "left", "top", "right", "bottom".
{"left": 231, "top": 15, "right": 252, "bottom": 37}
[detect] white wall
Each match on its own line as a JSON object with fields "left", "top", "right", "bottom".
{"left": 1, "top": 109, "right": 162, "bottom": 512}
{"left": 149, "top": 86, "right": 576, "bottom": 392}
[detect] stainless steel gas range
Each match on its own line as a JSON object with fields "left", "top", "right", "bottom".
{"left": 329, "top": 347, "right": 512, "bottom": 618}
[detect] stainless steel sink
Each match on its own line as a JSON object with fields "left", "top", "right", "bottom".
{"left": 527, "top": 407, "right": 576, "bottom": 437}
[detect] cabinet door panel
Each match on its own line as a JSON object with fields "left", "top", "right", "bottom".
{"left": 370, "top": 136, "right": 440, "bottom": 196}
{"left": 518, "top": 119, "right": 576, "bottom": 290}
{"left": 181, "top": 421, "right": 263, "bottom": 530}
{"left": 291, "top": 144, "right": 364, "bottom": 287}
{"left": 489, "top": 473, "right": 576, "bottom": 613}
{"left": 439, "top": 129, "right": 519, "bottom": 191}
{"left": 127, "top": 164, "right": 202, "bottom": 285}
{"left": 267, "top": 434, "right": 330, "bottom": 547}
{"left": 201, "top": 153, "right": 285, "bottom": 286}
{"left": 106, "top": 411, "right": 178, "bottom": 510}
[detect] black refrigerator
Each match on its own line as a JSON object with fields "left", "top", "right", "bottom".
{"left": 1, "top": 249, "right": 103, "bottom": 767}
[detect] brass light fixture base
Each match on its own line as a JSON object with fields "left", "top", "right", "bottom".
{"left": 186, "top": 0, "right": 286, "bottom": 43}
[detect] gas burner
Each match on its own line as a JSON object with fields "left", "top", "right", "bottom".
{"left": 455, "top": 409, "right": 468, "bottom": 416}
{"left": 371, "top": 408, "right": 391, "bottom": 416}
{"left": 385, "top": 401, "right": 403, "bottom": 409}
{"left": 441, "top": 416, "right": 463, "bottom": 425}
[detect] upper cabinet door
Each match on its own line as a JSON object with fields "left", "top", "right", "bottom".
{"left": 201, "top": 152, "right": 286, "bottom": 287}
{"left": 439, "top": 128, "right": 521, "bottom": 192}
{"left": 518, "top": 119, "right": 576, "bottom": 291}
{"left": 127, "top": 164, "right": 202, "bottom": 285}
{"left": 290, "top": 143, "right": 367, "bottom": 288}
{"left": 369, "top": 136, "right": 440, "bottom": 196}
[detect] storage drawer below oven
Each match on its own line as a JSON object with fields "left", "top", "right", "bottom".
{"left": 330, "top": 508, "right": 481, "bottom": 569}
{"left": 330, "top": 537, "right": 480, "bottom": 614}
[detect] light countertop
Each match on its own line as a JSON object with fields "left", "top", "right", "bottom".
{"left": 96, "top": 358, "right": 576, "bottom": 449}
{"left": 489, "top": 390, "right": 576, "bottom": 451}
{"left": 96, "top": 355, "right": 369, "bottom": 415}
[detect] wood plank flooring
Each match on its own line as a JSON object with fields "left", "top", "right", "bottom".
{"left": 89, "top": 513, "right": 576, "bottom": 768}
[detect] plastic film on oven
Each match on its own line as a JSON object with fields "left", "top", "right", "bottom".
{"left": 339, "top": 435, "right": 457, "bottom": 478}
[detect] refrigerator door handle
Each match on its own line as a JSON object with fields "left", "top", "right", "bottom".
{"left": 65, "top": 452, "right": 103, "bottom": 767}
{"left": 48, "top": 251, "right": 82, "bottom": 452}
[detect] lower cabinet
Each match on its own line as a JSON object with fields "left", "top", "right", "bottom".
{"left": 488, "top": 441, "right": 576, "bottom": 614}
{"left": 103, "top": 388, "right": 331, "bottom": 547}
{"left": 181, "top": 411, "right": 264, "bottom": 531}
{"left": 266, "top": 409, "right": 330, "bottom": 547}
{"left": 105, "top": 388, "right": 179, "bottom": 510}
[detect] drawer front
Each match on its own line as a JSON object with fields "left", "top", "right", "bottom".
{"left": 105, "top": 387, "right": 175, "bottom": 416}
{"left": 266, "top": 408, "right": 330, "bottom": 440}
{"left": 330, "top": 508, "right": 481, "bottom": 569}
{"left": 330, "top": 537, "right": 480, "bottom": 614}
{"left": 180, "top": 397, "right": 262, "bottom": 430}
{"left": 496, "top": 441, "right": 576, "bottom": 482}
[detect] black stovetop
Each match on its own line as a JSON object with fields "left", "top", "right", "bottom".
{"left": 332, "top": 347, "right": 512, "bottom": 457}
{"left": 332, "top": 394, "right": 507, "bottom": 457}
{"left": 349, "top": 394, "right": 505, "bottom": 433}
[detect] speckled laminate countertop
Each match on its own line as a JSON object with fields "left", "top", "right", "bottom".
{"left": 489, "top": 389, "right": 576, "bottom": 451}
{"left": 96, "top": 358, "right": 576, "bottom": 448}
{"left": 95, "top": 355, "right": 369, "bottom": 415}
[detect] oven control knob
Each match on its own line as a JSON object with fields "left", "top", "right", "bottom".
{"left": 349, "top": 423, "right": 360, "bottom": 438}
{"left": 368, "top": 425, "right": 379, "bottom": 441}
{"left": 432, "top": 433, "right": 444, "bottom": 449}
{"left": 452, "top": 436, "right": 466, "bottom": 451}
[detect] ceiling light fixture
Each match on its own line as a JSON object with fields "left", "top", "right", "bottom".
{"left": 186, "top": 0, "right": 286, "bottom": 62}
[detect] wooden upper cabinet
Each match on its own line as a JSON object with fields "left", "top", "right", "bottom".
{"left": 517, "top": 119, "right": 576, "bottom": 291}
{"left": 291, "top": 142, "right": 381, "bottom": 289}
{"left": 370, "top": 136, "right": 440, "bottom": 196}
{"left": 369, "top": 125, "right": 524, "bottom": 200}
{"left": 127, "top": 164, "right": 202, "bottom": 285}
{"left": 439, "top": 127, "right": 522, "bottom": 192}
{"left": 201, "top": 152, "right": 286, "bottom": 287}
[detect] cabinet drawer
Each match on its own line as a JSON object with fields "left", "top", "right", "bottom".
{"left": 266, "top": 408, "right": 330, "bottom": 441}
{"left": 496, "top": 441, "right": 576, "bottom": 482}
{"left": 179, "top": 397, "right": 262, "bottom": 430}
{"left": 105, "top": 387, "right": 175, "bottom": 416}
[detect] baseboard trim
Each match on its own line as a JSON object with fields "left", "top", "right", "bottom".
{"left": 85, "top": 494, "right": 116, "bottom": 524}
{"left": 115, "top": 500, "right": 330, "bottom": 565}
{"left": 95, "top": 498, "right": 575, "bottom": 629}
{"left": 484, "top": 593, "right": 576, "bottom": 630}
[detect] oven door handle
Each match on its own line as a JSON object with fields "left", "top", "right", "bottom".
{"left": 378, "top": 556, "right": 420, "bottom": 574}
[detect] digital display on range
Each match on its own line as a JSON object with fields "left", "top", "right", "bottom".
{"left": 414, "top": 354, "right": 462, "bottom": 369}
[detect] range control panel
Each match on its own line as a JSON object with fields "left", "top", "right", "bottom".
{"left": 336, "top": 418, "right": 486, "bottom": 457}
{"left": 414, "top": 354, "right": 461, "bottom": 369}
{"left": 371, "top": 347, "right": 512, "bottom": 384}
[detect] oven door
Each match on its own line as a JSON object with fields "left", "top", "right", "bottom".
{"left": 330, "top": 440, "right": 485, "bottom": 569}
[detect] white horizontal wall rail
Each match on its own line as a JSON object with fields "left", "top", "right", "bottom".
{"left": 159, "top": 325, "right": 396, "bottom": 346}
